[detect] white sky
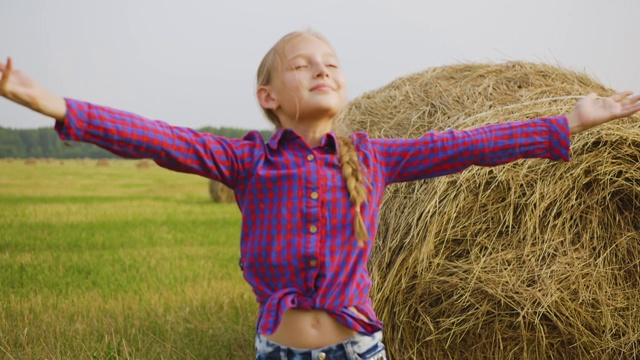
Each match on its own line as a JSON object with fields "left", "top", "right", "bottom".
{"left": 1, "top": 0, "right": 639, "bottom": 130}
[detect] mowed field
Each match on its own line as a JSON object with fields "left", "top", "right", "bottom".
{"left": 0, "top": 158, "right": 257, "bottom": 359}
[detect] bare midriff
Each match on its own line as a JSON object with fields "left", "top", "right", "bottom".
{"left": 263, "top": 307, "right": 368, "bottom": 348}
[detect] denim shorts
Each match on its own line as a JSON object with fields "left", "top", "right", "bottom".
{"left": 255, "top": 331, "right": 387, "bottom": 360}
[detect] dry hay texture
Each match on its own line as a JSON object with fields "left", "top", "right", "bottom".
{"left": 136, "top": 159, "right": 153, "bottom": 169}
{"left": 208, "top": 179, "right": 236, "bottom": 203}
{"left": 336, "top": 62, "right": 640, "bottom": 359}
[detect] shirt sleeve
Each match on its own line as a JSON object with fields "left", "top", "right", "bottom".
{"left": 369, "top": 116, "right": 571, "bottom": 185}
{"left": 55, "top": 98, "right": 259, "bottom": 188}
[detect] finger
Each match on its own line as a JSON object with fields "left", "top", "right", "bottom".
{"left": 625, "top": 95, "right": 640, "bottom": 108}
{"left": 620, "top": 96, "right": 640, "bottom": 116}
{"left": 621, "top": 104, "right": 640, "bottom": 117}
{"left": 0, "top": 57, "right": 10, "bottom": 90}
{"left": 0, "top": 56, "right": 8, "bottom": 72}
{"left": 611, "top": 90, "right": 633, "bottom": 102}
{"left": 620, "top": 94, "right": 640, "bottom": 109}
{"left": 625, "top": 94, "right": 640, "bottom": 104}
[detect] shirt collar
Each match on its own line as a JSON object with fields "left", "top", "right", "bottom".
{"left": 267, "top": 128, "right": 339, "bottom": 153}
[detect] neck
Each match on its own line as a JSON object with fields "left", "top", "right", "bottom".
{"left": 279, "top": 116, "right": 333, "bottom": 148}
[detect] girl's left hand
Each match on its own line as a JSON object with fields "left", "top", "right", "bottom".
{"left": 568, "top": 91, "right": 640, "bottom": 134}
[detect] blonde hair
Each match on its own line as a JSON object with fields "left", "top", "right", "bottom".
{"left": 256, "top": 30, "right": 368, "bottom": 246}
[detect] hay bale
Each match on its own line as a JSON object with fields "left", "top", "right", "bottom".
{"left": 24, "top": 158, "right": 37, "bottom": 165}
{"left": 208, "top": 180, "right": 235, "bottom": 203}
{"left": 96, "top": 159, "right": 109, "bottom": 167}
{"left": 136, "top": 160, "right": 153, "bottom": 169}
{"left": 336, "top": 61, "right": 640, "bottom": 359}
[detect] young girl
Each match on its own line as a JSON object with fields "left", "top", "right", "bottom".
{"left": 1, "top": 30, "right": 639, "bottom": 360}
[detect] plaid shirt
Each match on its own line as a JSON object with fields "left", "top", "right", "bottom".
{"left": 56, "top": 98, "right": 570, "bottom": 335}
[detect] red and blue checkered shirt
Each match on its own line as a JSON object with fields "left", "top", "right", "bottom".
{"left": 56, "top": 98, "right": 570, "bottom": 335}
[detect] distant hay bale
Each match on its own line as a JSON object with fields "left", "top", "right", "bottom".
{"left": 208, "top": 180, "right": 235, "bottom": 203}
{"left": 96, "top": 159, "right": 109, "bottom": 167}
{"left": 336, "top": 61, "right": 640, "bottom": 359}
{"left": 136, "top": 160, "right": 153, "bottom": 169}
{"left": 24, "top": 158, "right": 37, "bottom": 165}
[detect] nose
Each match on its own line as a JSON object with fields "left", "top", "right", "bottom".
{"left": 315, "top": 64, "right": 329, "bottom": 78}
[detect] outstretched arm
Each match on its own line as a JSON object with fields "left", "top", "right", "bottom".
{"left": 0, "top": 57, "right": 260, "bottom": 187}
{"left": 0, "top": 57, "right": 67, "bottom": 120}
{"left": 567, "top": 91, "right": 640, "bottom": 134}
{"left": 373, "top": 91, "right": 640, "bottom": 184}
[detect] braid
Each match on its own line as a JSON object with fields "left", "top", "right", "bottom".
{"left": 337, "top": 135, "right": 368, "bottom": 246}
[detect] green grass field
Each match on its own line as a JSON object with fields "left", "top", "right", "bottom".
{"left": 0, "top": 158, "right": 257, "bottom": 359}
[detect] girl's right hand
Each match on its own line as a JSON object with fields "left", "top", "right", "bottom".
{"left": 0, "top": 57, "right": 67, "bottom": 121}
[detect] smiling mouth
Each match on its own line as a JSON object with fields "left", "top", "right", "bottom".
{"left": 310, "top": 84, "right": 333, "bottom": 92}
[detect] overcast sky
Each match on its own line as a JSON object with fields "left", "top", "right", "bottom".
{"left": 1, "top": 0, "right": 639, "bottom": 130}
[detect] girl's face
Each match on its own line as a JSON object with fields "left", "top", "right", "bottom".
{"left": 263, "top": 34, "right": 347, "bottom": 125}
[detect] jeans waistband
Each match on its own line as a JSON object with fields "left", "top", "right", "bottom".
{"left": 255, "top": 331, "right": 386, "bottom": 359}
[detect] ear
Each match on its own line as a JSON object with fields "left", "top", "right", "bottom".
{"left": 257, "top": 86, "right": 279, "bottom": 111}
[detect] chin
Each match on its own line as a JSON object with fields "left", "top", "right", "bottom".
{"left": 296, "top": 108, "right": 337, "bottom": 123}
{"left": 301, "top": 102, "right": 342, "bottom": 118}
{"left": 316, "top": 105, "right": 342, "bottom": 118}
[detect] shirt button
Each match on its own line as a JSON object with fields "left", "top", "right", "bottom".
{"left": 309, "top": 225, "right": 318, "bottom": 234}
{"left": 310, "top": 191, "right": 319, "bottom": 200}
{"left": 307, "top": 154, "right": 315, "bottom": 161}
{"left": 317, "top": 352, "right": 326, "bottom": 360}
{"left": 309, "top": 259, "right": 318, "bottom": 267}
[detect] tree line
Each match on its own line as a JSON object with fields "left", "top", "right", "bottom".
{"left": 0, "top": 126, "right": 273, "bottom": 159}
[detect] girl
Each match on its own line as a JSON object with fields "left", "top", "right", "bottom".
{"left": 1, "top": 30, "right": 639, "bottom": 360}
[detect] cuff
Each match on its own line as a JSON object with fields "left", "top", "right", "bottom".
{"left": 547, "top": 115, "right": 571, "bottom": 161}
{"left": 54, "top": 98, "right": 88, "bottom": 141}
